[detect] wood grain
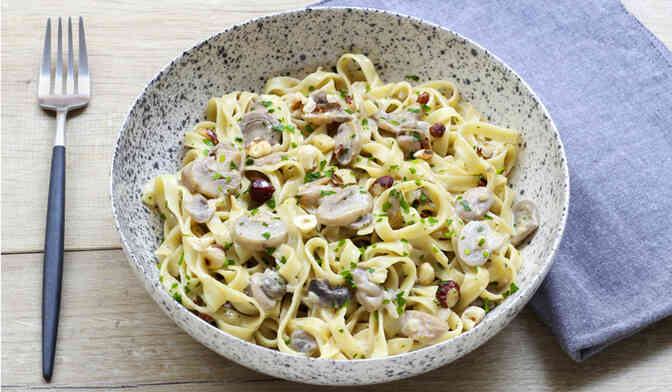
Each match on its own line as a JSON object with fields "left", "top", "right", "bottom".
{"left": 3, "top": 250, "right": 672, "bottom": 391}
{"left": 2, "top": 0, "right": 672, "bottom": 391}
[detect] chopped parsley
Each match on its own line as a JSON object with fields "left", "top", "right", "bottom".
{"left": 305, "top": 124, "right": 314, "bottom": 133}
{"left": 394, "top": 291, "right": 407, "bottom": 315}
{"left": 234, "top": 137, "right": 243, "bottom": 143}
{"left": 279, "top": 256, "right": 287, "bottom": 264}
{"left": 246, "top": 158, "right": 254, "bottom": 165}
{"left": 407, "top": 108, "right": 420, "bottom": 113}
{"left": 304, "top": 172, "right": 322, "bottom": 183}
{"left": 320, "top": 190, "right": 337, "bottom": 196}
{"left": 226, "top": 259, "right": 235, "bottom": 266}
{"left": 266, "top": 198, "right": 276, "bottom": 209}
{"left": 405, "top": 74, "right": 420, "bottom": 81}
{"left": 478, "top": 238, "right": 486, "bottom": 246}
{"left": 262, "top": 232, "right": 271, "bottom": 240}
{"left": 262, "top": 101, "right": 272, "bottom": 107}
{"left": 382, "top": 201, "right": 392, "bottom": 212}
{"left": 178, "top": 252, "right": 184, "bottom": 266}
{"left": 229, "top": 161, "right": 237, "bottom": 170}
{"left": 362, "top": 118, "right": 368, "bottom": 127}
{"left": 420, "top": 103, "right": 431, "bottom": 113}
{"left": 211, "top": 173, "right": 222, "bottom": 180}
{"left": 341, "top": 269, "right": 356, "bottom": 287}
{"left": 503, "top": 282, "right": 519, "bottom": 298}
{"left": 202, "top": 138, "right": 214, "bottom": 147}
{"left": 496, "top": 168, "right": 505, "bottom": 175}
{"left": 460, "top": 199, "right": 472, "bottom": 211}
{"left": 172, "top": 293, "right": 182, "bottom": 304}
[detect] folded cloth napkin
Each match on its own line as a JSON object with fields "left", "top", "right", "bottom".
{"left": 313, "top": 0, "right": 672, "bottom": 361}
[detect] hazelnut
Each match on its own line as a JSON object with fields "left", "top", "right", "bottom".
{"left": 418, "top": 263, "right": 435, "bottom": 285}
{"left": 417, "top": 92, "right": 430, "bottom": 105}
{"left": 413, "top": 149, "right": 433, "bottom": 161}
{"left": 429, "top": 123, "right": 445, "bottom": 138}
{"left": 248, "top": 139, "right": 272, "bottom": 158}
{"left": 436, "top": 280, "right": 460, "bottom": 308}
{"left": 370, "top": 175, "right": 394, "bottom": 196}
{"left": 249, "top": 178, "right": 275, "bottom": 203}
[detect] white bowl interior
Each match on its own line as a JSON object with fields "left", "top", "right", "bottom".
{"left": 111, "top": 7, "right": 569, "bottom": 385}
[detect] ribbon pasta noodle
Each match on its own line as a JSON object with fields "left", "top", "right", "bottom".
{"left": 143, "top": 54, "right": 540, "bottom": 359}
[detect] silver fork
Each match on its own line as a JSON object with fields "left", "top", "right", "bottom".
{"left": 38, "top": 16, "right": 89, "bottom": 382}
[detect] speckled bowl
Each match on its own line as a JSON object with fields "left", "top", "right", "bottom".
{"left": 111, "top": 7, "right": 569, "bottom": 385}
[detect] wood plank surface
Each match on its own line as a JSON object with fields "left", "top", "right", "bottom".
{"left": 3, "top": 250, "right": 672, "bottom": 391}
{"left": 2, "top": 0, "right": 672, "bottom": 391}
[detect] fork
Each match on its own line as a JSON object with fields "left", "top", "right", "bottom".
{"left": 38, "top": 16, "right": 89, "bottom": 382}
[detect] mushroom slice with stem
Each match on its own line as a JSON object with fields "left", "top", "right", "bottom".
{"left": 183, "top": 193, "right": 214, "bottom": 223}
{"left": 301, "top": 91, "right": 354, "bottom": 125}
{"left": 181, "top": 145, "right": 242, "bottom": 199}
{"left": 232, "top": 212, "right": 288, "bottom": 252}
{"left": 289, "top": 330, "right": 318, "bottom": 356}
{"left": 239, "top": 111, "right": 282, "bottom": 145}
{"left": 316, "top": 185, "right": 373, "bottom": 227}
{"left": 511, "top": 200, "right": 540, "bottom": 245}
{"left": 400, "top": 310, "right": 448, "bottom": 342}
{"left": 333, "top": 121, "right": 363, "bottom": 166}
{"left": 249, "top": 268, "right": 287, "bottom": 310}
{"left": 351, "top": 268, "right": 384, "bottom": 311}
{"left": 455, "top": 187, "right": 494, "bottom": 221}
{"left": 457, "top": 221, "right": 507, "bottom": 267}
{"left": 296, "top": 177, "right": 338, "bottom": 209}
{"left": 305, "top": 278, "right": 351, "bottom": 308}
{"left": 374, "top": 107, "right": 425, "bottom": 135}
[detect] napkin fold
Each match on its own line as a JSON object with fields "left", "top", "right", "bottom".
{"left": 313, "top": 0, "right": 672, "bottom": 361}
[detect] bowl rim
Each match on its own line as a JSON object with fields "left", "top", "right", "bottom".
{"left": 110, "top": 5, "right": 570, "bottom": 384}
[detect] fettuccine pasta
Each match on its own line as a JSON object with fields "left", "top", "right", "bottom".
{"left": 143, "top": 54, "right": 540, "bottom": 359}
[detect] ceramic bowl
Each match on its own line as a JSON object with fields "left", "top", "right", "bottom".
{"left": 111, "top": 7, "right": 569, "bottom": 385}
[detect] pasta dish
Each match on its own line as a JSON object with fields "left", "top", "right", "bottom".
{"left": 142, "top": 54, "right": 539, "bottom": 359}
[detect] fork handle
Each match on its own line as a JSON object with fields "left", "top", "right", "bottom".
{"left": 42, "top": 142, "right": 66, "bottom": 382}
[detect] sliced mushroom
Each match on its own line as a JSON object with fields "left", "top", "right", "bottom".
{"left": 316, "top": 185, "right": 373, "bottom": 227}
{"left": 457, "top": 221, "right": 507, "bottom": 266}
{"left": 250, "top": 269, "right": 287, "bottom": 310}
{"left": 400, "top": 310, "right": 448, "bottom": 342}
{"left": 289, "top": 330, "right": 318, "bottom": 356}
{"left": 183, "top": 194, "right": 214, "bottom": 223}
{"left": 333, "top": 122, "right": 362, "bottom": 166}
{"left": 232, "top": 212, "right": 288, "bottom": 252}
{"left": 455, "top": 187, "right": 494, "bottom": 221}
{"left": 239, "top": 111, "right": 281, "bottom": 145}
{"left": 306, "top": 278, "right": 351, "bottom": 308}
{"left": 346, "top": 213, "right": 373, "bottom": 231}
{"left": 248, "top": 151, "right": 284, "bottom": 167}
{"left": 397, "top": 130, "right": 430, "bottom": 156}
{"left": 301, "top": 91, "right": 354, "bottom": 125}
{"left": 181, "top": 144, "right": 242, "bottom": 199}
{"left": 374, "top": 108, "right": 425, "bottom": 135}
{"left": 511, "top": 200, "right": 539, "bottom": 245}
{"left": 295, "top": 177, "right": 338, "bottom": 209}
{"left": 351, "top": 268, "right": 384, "bottom": 312}
{"left": 370, "top": 176, "right": 394, "bottom": 196}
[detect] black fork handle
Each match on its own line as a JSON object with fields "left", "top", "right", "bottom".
{"left": 42, "top": 145, "right": 65, "bottom": 382}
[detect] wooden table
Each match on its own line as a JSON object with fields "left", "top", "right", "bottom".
{"left": 2, "top": 1, "right": 671, "bottom": 390}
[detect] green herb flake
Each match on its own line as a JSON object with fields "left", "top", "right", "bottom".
{"left": 503, "top": 282, "right": 519, "bottom": 298}
{"left": 262, "top": 101, "right": 272, "bottom": 107}
{"left": 262, "top": 232, "right": 271, "bottom": 240}
{"left": 460, "top": 199, "right": 472, "bottom": 212}
{"left": 405, "top": 75, "right": 420, "bottom": 81}
{"left": 211, "top": 173, "right": 222, "bottom": 180}
{"left": 227, "top": 259, "right": 235, "bottom": 266}
{"left": 178, "top": 252, "right": 184, "bottom": 266}
{"left": 320, "top": 190, "right": 337, "bottom": 196}
{"left": 407, "top": 108, "right": 420, "bottom": 113}
{"left": 202, "top": 138, "right": 214, "bottom": 147}
{"left": 394, "top": 291, "right": 407, "bottom": 315}
{"left": 280, "top": 256, "right": 287, "bottom": 264}
{"left": 362, "top": 118, "right": 368, "bottom": 127}
{"left": 266, "top": 198, "right": 276, "bottom": 209}
{"left": 304, "top": 172, "right": 322, "bottom": 183}
{"left": 478, "top": 238, "right": 486, "bottom": 247}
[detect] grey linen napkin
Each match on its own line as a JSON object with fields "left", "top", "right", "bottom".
{"left": 313, "top": 0, "right": 672, "bottom": 361}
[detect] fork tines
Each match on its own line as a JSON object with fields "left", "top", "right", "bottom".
{"left": 39, "top": 17, "right": 89, "bottom": 101}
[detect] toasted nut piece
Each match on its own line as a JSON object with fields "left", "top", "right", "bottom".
{"left": 417, "top": 263, "right": 435, "bottom": 285}
{"left": 248, "top": 139, "right": 273, "bottom": 158}
{"left": 296, "top": 145, "right": 319, "bottom": 172}
{"left": 413, "top": 149, "right": 433, "bottom": 161}
{"left": 203, "top": 245, "right": 227, "bottom": 269}
{"left": 370, "top": 175, "right": 394, "bottom": 196}
{"left": 333, "top": 169, "right": 357, "bottom": 185}
{"left": 461, "top": 306, "right": 486, "bottom": 331}
{"left": 436, "top": 280, "right": 460, "bottom": 308}
{"left": 417, "top": 92, "right": 430, "bottom": 104}
{"left": 310, "top": 134, "right": 335, "bottom": 152}
{"left": 429, "top": 123, "right": 445, "bottom": 138}
{"left": 294, "top": 214, "right": 318, "bottom": 233}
